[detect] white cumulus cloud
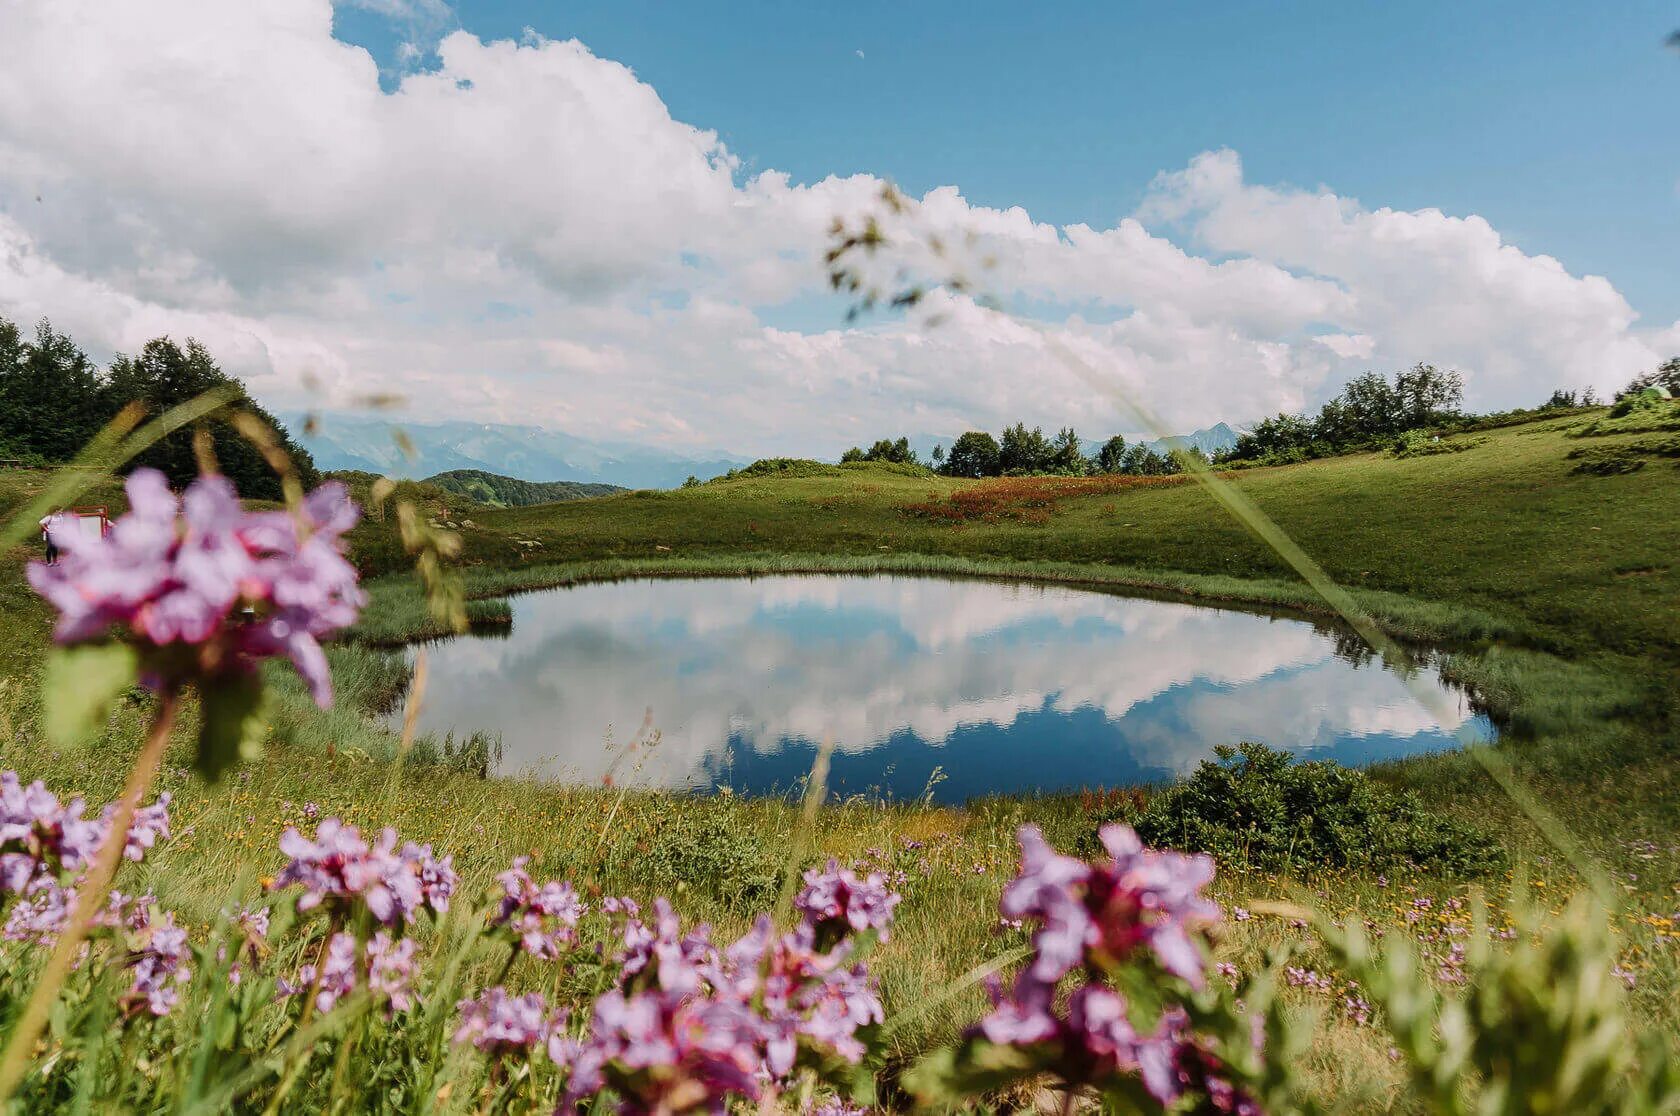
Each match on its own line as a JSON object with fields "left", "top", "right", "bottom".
{"left": 0, "top": 0, "right": 1671, "bottom": 458}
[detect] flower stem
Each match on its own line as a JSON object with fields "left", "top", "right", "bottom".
{"left": 262, "top": 920, "right": 339, "bottom": 1115}
{"left": 495, "top": 943, "right": 519, "bottom": 986}
{"left": 0, "top": 690, "right": 179, "bottom": 1102}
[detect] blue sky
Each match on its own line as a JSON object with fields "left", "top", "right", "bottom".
{"left": 336, "top": 1, "right": 1680, "bottom": 325}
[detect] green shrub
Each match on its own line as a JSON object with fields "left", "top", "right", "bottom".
{"left": 1566, "top": 436, "right": 1680, "bottom": 476}
{"left": 1392, "top": 429, "right": 1482, "bottom": 458}
{"left": 723, "top": 458, "right": 841, "bottom": 480}
{"left": 642, "top": 806, "right": 779, "bottom": 910}
{"left": 1391, "top": 429, "right": 1434, "bottom": 457}
{"left": 1569, "top": 448, "right": 1647, "bottom": 476}
{"left": 837, "top": 459, "right": 937, "bottom": 478}
{"left": 1608, "top": 391, "right": 1663, "bottom": 419}
{"left": 1129, "top": 742, "right": 1504, "bottom": 876}
{"left": 1572, "top": 397, "right": 1680, "bottom": 437}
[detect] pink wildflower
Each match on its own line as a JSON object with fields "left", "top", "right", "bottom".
{"left": 26, "top": 470, "right": 364, "bottom": 705}
{"left": 796, "top": 859, "right": 900, "bottom": 944}
{"left": 121, "top": 912, "right": 192, "bottom": 1017}
{"left": 491, "top": 855, "right": 585, "bottom": 959}
{"left": 273, "top": 818, "right": 447, "bottom": 926}
{"left": 366, "top": 931, "right": 418, "bottom": 1013}
{"left": 454, "top": 987, "right": 553, "bottom": 1054}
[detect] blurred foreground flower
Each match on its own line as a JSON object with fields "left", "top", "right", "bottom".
{"left": 28, "top": 468, "right": 364, "bottom": 716}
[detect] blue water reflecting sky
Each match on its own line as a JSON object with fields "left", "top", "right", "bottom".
{"left": 399, "top": 576, "right": 1493, "bottom": 802}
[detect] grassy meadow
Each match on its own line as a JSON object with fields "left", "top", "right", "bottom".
{"left": 0, "top": 403, "right": 1677, "bottom": 1109}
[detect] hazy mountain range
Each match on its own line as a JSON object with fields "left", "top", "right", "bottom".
{"left": 284, "top": 413, "right": 1241, "bottom": 490}
{"left": 282, "top": 413, "right": 747, "bottom": 490}
{"left": 1143, "top": 422, "right": 1241, "bottom": 458}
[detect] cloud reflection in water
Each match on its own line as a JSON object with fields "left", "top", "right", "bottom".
{"left": 398, "top": 576, "right": 1493, "bottom": 802}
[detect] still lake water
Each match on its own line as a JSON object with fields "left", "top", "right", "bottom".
{"left": 396, "top": 575, "right": 1493, "bottom": 802}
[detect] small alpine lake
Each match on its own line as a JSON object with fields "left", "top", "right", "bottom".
{"left": 394, "top": 575, "right": 1494, "bottom": 802}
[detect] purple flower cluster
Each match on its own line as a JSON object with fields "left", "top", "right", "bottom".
{"left": 268, "top": 819, "right": 449, "bottom": 1016}
{"left": 0, "top": 770, "right": 176, "bottom": 960}
{"left": 813, "top": 1100, "right": 870, "bottom": 1116}
{"left": 366, "top": 931, "right": 419, "bottom": 1013}
{"left": 566, "top": 988, "right": 764, "bottom": 1113}
{"left": 753, "top": 921, "right": 884, "bottom": 1071}
{"left": 545, "top": 864, "right": 896, "bottom": 1113}
{"left": 111, "top": 794, "right": 173, "bottom": 863}
{"left": 121, "top": 912, "right": 192, "bottom": 1017}
{"left": 0, "top": 768, "right": 193, "bottom": 1017}
{"left": 280, "top": 929, "right": 418, "bottom": 1016}
{"left": 1284, "top": 967, "right": 1333, "bottom": 992}
{"left": 1, "top": 772, "right": 108, "bottom": 893}
{"left": 795, "top": 859, "right": 900, "bottom": 946}
{"left": 104, "top": 889, "right": 157, "bottom": 933}
{"left": 456, "top": 862, "right": 901, "bottom": 1112}
{"left": 3, "top": 882, "right": 76, "bottom": 945}
{"left": 997, "top": 824, "right": 1217, "bottom": 997}
{"left": 616, "top": 898, "right": 715, "bottom": 996}
{"left": 27, "top": 468, "right": 365, "bottom": 705}
{"left": 455, "top": 987, "right": 560, "bottom": 1055}
{"left": 489, "top": 856, "right": 585, "bottom": 958}
{"left": 977, "top": 825, "right": 1242, "bottom": 1110}
{"left": 280, "top": 932, "right": 358, "bottom": 1013}
{"left": 1147, "top": 1011, "right": 1263, "bottom": 1116}
{"left": 273, "top": 818, "right": 456, "bottom": 926}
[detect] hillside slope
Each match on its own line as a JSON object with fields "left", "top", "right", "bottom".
{"left": 424, "top": 469, "right": 624, "bottom": 507}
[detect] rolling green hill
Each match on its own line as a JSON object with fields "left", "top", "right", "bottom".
{"left": 422, "top": 468, "right": 625, "bottom": 507}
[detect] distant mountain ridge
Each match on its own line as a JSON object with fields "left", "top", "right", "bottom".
{"left": 424, "top": 469, "right": 623, "bottom": 507}
{"left": 1143, "top": 422, "right": 1241, "bottom": 458}
{"left": 283, "top": 412, "right": 746, "bottom": 490}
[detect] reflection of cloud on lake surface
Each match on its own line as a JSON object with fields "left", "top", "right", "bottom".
{"left": 399, "top": 576, "right": 1493, "bottom": 800}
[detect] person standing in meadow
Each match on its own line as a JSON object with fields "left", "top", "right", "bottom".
{"left": 37, "top": 508, "right": 64, "bottom": 566}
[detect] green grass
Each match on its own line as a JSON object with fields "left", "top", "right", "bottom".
{"left": 0, "top": 404, "right": 1677, "bottom": 1108}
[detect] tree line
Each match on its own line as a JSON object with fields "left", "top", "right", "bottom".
{"left": 840, "top": 356, "right": 1680, "bottom": 478}
{"left": 840, "top": 423, "right": 1201, "bottom": 479}
{"left": 0, "top": 315, "right": 318, "bottom": 501}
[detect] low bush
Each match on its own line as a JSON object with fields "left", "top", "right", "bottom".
{"left": 838, "top": 458, "right": 937, "bottom": 478}
{"left": 1118, "top": 742, "right": 1504, "bottom": 876}
{"left": 1391, "top": 429, "right": 1482, "bottom": 458}
{"left": 641, "top": 805, "right": 779, "bottom": 910}
{"left": 1609, "top": 391, "right": 1663, "bottom": 419}
{"left": 719, "top": 458, "right": 841, "bottom": 480}
{"left": 1566, "top": 436, "right": 1680, "bottom": 476}
{"left": 1570, "top": 397, "right": 1680, "bottom": 438}
{"left": 1569, "top": 448, "right": 1647, "bottom": 476}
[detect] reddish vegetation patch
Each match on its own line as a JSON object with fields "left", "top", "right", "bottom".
{"left": 1079, "top": 786, "right": 1148, "bottom": 816}
{"left": 899, "top": 473, "right": 1201, "bottom": 524}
